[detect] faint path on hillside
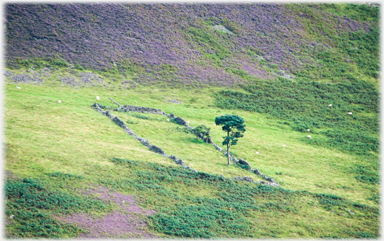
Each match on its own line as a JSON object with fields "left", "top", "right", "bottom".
{"left": 56, "top": 186, "right": 158, "bottom": 239}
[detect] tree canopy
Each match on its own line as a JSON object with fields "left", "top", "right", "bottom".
{"left": 215, "top": 114, "right": 246, "bottom": 165}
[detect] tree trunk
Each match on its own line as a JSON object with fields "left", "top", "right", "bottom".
{"left": 227, "top": 131, "right": 230, "bottom": 165}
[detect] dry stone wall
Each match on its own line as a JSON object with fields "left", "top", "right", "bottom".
{"left": 121, "top": 105, "right": 165, "bottom": 115}
{"left": 93, "top": 101, "right": 278, "bottom": 186}
{"left": 92, "top": 103, "right": 197, "bottom": 172}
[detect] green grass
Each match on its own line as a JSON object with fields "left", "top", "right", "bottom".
{"left": 4, "top": 71, "right": 380, "bottom": 238}
{"left": 215, "top": 78, "right": 379, "bottom": 156}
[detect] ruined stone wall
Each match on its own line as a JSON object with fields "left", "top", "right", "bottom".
{"left": 122, "top": 105, "right": 165, "bottom": 115}
{"left": 93, "top": 102, "right": 278, "bottom": 186}
{"left": 92, "top": 103, "right": 197, "bottom": 172}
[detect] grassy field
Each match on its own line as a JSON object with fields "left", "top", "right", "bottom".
{"left": 4, "top": 69, "right": 380, "bottom": 238}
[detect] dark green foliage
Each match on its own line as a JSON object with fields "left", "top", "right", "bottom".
{"left": 191, "top": 125, "right": 211, "bottom": 143}
{"left": 5, "top": 178, "right": 107, "bottom": 238}
{"left": 215, "top": 115, "right": 246, "bottom": 146}
{"left": 313, "top": 193, "right": 345, "bottom": 209}
{"left": 46, "top": 172, "right": 83, "bottom": 180}
{"left": 111, "top": 157, "right": 139, "bottom": 167}
{"left": 215, "top": 79, "right": 379, "bottom": 157}
{"left": 102, "top": 158, "right": 378, "bottom": 238}
{"left": 174, "top": 126, "right": 193, "bottom": 134}
{"left": 351, "top": 165, "right": 379, "bottom": 184}
{"left": 6, "top": 178, "right": 106, "bottom": 213}
{"left": 215, "top": 114, "right": 246, "bottom": 165}
{"left": 237, "top": 163, "right": 250, "bottom": 170}
{"left": 150, "top": 205, "right": 252, "bottom": 238}
{"left": 5, "top": 209, "right": 82, "bottom": 238}
{"left": 104, "top": 158, "right": 300, "bottom": 238}
{"left": 8, "top": 57, "right": 70, "bottom": 70}
{"left": 316, "top": 3, "right": 379, "bottom": 23}
{"left": 368, "top": 194, "right": 380, "bottom": 205}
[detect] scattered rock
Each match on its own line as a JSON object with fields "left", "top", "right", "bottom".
{"left": 233, "top": 176, "right": 255, "bottom": 183}
{"left": 4, "top": 69, "right": 14, "bottom": 77}
{"left": 166, "top": 98, "right": 181, "bottom": 104}
{"left": 60, "top": 76, "right": 78, "bottom": 86}
{"left": 212, "top": 25, "right": 234, "bottom": 34}
{"left": 41, "top": 67, "right": 51, "bottom": 75}
{"left": 80, "top": 72, "right": 103, "bottom": 84}
{"left": 173, "top": 116, "right": 186, "bottom": 125}
{"left": 11, "top": 74, "right": 42, "bottom": 84}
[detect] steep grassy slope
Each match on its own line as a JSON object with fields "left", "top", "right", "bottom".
{"left": 4, "top": 75, "right": 380, "bottom": 238}
{"left": 5, "top": 3, "right": 379, "bottom": 86}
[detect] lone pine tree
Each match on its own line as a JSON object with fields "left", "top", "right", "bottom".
{"left": 215, "top": 115, "right": 246, "bottom": 165}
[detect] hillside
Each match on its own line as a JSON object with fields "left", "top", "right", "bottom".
{"left": 5, "top": 3, "right": 380, "bottom": 86}
{"left": 4, "top": 2, "right": 381, "bottom": 239}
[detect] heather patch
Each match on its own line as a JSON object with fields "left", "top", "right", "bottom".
{"left": 5, "top": 3, "right": 378, "bottom": 85}
{"left": 58, "top": 186, "right": 158, "bottom": 239}
{"left": 286, "top": 4, "right": 379, "bottom": 80}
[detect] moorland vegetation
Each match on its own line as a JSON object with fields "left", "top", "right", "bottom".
{"left": 4, "top": 2, "right": 380, "bottom": 239}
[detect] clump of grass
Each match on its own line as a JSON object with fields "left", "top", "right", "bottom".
{"left": 45, "top": 172, "right": 84, "bottom": 180}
